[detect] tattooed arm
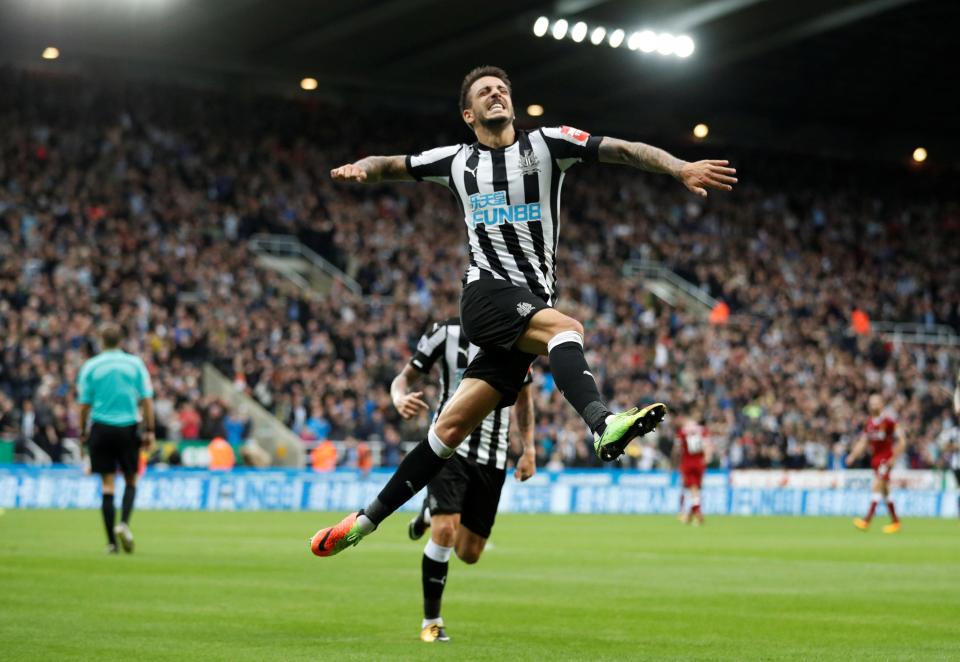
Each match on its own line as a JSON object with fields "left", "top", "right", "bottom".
{"left": 330, "top": 155, "right": 413, "bottom": 184}
{"left": 597, "top": 137, "right": 737, "bottom": 197}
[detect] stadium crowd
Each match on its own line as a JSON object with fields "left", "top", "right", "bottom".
{"left": 2, "top": 69, "right": 958, "bottom": 471}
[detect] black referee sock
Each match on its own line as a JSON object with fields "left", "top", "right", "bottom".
{"left": 101, "top": 494, "right": 117, "bottom": 546}
{"left": 121, "top": 485, "right": 137, "bottom": 524}
{"left": 361, "top": 435, "right": 454, "bottom": 528}
{"left": 422, "top": 540, "right": 452, "bottom": 621}
{"left": 548, "top": 334, "right": 610, "bottom": 434}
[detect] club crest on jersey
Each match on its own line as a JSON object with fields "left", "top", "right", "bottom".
{"left": 516, "top": 302, "right": 535, "bottom": 317}
{"left": 518, "top": 150, "right": 540, "bottom": 175}
{"left": 559, "top": 125, "right": 590, "bottom": 145}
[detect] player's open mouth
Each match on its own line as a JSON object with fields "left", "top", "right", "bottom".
{"left": 488, "top": 103, "right": 505, "bottom": 111}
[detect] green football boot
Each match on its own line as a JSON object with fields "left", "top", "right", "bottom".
{"left": 594, "top": 403, "right": 667, "bottom": 461}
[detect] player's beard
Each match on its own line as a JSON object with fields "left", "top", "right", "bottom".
{"left": 478, "top": 111, "right": 513, "bottom": 131}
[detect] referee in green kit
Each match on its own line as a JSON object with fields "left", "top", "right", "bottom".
{"left": 77, "top": 323, "right": 155, "bottom": 554}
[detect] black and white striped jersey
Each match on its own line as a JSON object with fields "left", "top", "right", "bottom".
{"left": 411, "top": 318, "right": 532, "bottom": 471}
{"left": 405, "top": 126, "right": 602, "bottom": 306}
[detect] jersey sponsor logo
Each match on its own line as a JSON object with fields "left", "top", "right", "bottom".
{"left": 470, "top": 191, "right": 542, "bottom": 227}
{"left": 516, "top": 302, "right": 535, "bottom": 317}
{"left": 559, "top": 125, "right": 590, "bottom": 145}
{"left": 518, "top": 150, "right": 541, "bottom": 175}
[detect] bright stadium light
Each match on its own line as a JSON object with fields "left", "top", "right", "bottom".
{"left": 913, "top": 147, "right": 927, "bottom": 163}
{"left": 656, "top": 33, "right": 675, "bottom": 55}
{"left": 638, "top": 30, "right": 657, "bottom": 53}
{"left": 42, "top": 46, "right": 59, "bottom": 60}
{"left": 552, "top": 19, "right": 569, "bottom": 40}
{"left": 693, "top": 123, "right": 709, "bottom": 139}
{"left": 571, "top": 21, "right": 588, "bottom": 43}
{"left": 530, "top": 18, "right": 693, "bottom": 61}
{"left": 674, "top": 35, "right": 695, "bottom": 58}
{"left": 533, "top": 16, "right": 550, "bottom": 37}
{"left": 300, "top": 77, "right": 318, "bottom": 91}
{"left": 527, "top": 104, "right": 545, "bottom": 117}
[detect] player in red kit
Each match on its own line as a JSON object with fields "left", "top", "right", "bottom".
{"left": 846, "top": 394, "right": 907, "bottom": 533}
{"left": 674, "top": 412, "right": 713, "bottom": 525}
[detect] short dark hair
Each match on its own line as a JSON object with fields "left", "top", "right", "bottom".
{"left": 101, "top": 322, "right": 123, "bottom": 349}
{"left": 459, "top": 65, "right": 512, "bottom": 111}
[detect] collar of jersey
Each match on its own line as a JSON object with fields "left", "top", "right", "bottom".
{"left": 475, "top": 135, "right": 520, "bottom": 151}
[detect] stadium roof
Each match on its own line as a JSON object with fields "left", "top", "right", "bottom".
{"left": 0, "top": 0, "right": 953, "bottom": 163}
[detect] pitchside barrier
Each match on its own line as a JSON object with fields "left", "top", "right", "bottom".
{"left": 1, "top": 466, "right": 957, "bottom": 517}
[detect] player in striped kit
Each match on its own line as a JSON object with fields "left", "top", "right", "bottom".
{"left": 311, "top": 65, "right": 736, "bottom": 557}
{"left": 391, "top": 318, "right": 536, "bottom": 642}
{"left": 846, "top": 394, "right": 907, "bottom": 533}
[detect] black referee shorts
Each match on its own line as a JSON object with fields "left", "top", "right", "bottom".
{"left": 459, "top": 279, "right": 545, "bottom": 407}
{"left": 427, "top": 454, "right": 506, "bottom": 540}
{"left": 88, "top": 422, "right": 141, "bottom": 476}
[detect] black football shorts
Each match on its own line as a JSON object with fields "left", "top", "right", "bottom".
{"left": 427, "top": 453, "right": 506, "bottom": 540}
{"left": 459, "top": 279, "right": 546, "bottom": 407}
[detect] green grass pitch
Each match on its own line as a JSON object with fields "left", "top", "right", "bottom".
{"left": 1, "top": 510, "right": 958, "bottom": 661}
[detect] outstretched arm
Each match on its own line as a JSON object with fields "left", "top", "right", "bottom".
{"left": 331, "top": 155, "right": 413, "bottom": 184}
{"left": 597, "top": 137, "right": 737, "bottom": 197}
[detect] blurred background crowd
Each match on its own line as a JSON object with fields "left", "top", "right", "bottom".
{"left": 2, "top": 69, "right": 958, "bottom": 471}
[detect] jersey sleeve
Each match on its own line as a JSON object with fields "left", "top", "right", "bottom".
{"left": 76, "top": 361, "right": 93, "bottom": 405}
{"left": 405, "top": 145, "right": 462, "bottom": 186}
{"left": 539, "top": 126, "right": 603, "bottom": 171}
{"left": 410, "top": 322, "right": 446, "bottom": 373}
{"left": 136, "top": 358, "right": 155, "bottom": 399}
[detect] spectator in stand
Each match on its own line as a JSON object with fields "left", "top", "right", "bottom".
{"left": 179, "top": 403, "right": 202, "bottom": 440}
{"left": 311, "top": 439, "right": 337, "bottom": 472}
{"left": 199, "top": 400, "right": 227, "bottom": 440}
{"left": 224, "top": 407, "right": 252, "bottom": 446}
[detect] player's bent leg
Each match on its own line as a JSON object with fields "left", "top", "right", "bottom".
{"left": 433, "top": 379, "right": 504, "bottom": 446}
{"left": 519, "top": 310, "right": 666, "bottom": 460}
{"left": 310, "top": 380, "right": 501, "bottom": 558}
{"left": 514, "top": 307, "right": 583, "bottom": 356}
{"left": 454, "top": 525, "right": 488, "bottom": 565}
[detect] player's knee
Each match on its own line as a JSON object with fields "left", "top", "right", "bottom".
{"left": 563, "top": 317, "right": 585, "bottom": 338}
{"left": 434, "top": 415, "right": 470, "bottom": 447}
{"left": 432, "top": 522, "right": 458, "bottom": 547}
{"left": 544, "top": 315, "right": 583, "bottom": 340}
